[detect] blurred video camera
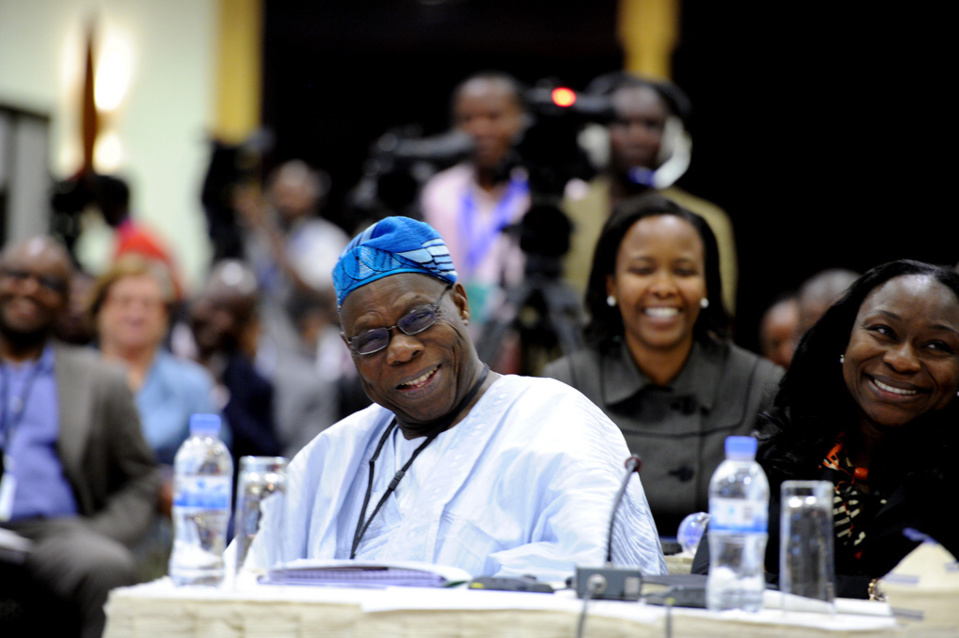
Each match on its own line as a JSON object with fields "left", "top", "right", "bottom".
{"left": 346, "top": 79, "right": 616, "bottom": 266}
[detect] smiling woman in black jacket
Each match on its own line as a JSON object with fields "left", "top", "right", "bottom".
{"left": 543, "top": 194, "right": 782, "bottom": 536}
{"left": 694, "top": 259, "right": 959, "bottom": 599}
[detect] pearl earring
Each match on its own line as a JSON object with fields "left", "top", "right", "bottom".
{"left": 606, "top": 295, "right": 617, "bottom": 307}
{"left": 700, "top": 297, "right": 709, "bottom": 309}
{"left": 840, "top": 354, "right": 845, "bottom": 364}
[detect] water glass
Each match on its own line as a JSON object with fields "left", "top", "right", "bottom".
{"left": 780, "top": 480, "right": 835, "bottom": 612}
{"left": 233, "top": 456, "right": 287, "bottom": 575}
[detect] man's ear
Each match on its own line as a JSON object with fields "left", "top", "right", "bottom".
{"left": 451, "top": 282, "right": 471, "bottom": 326}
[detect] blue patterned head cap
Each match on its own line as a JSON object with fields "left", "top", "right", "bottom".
{"left": 332, "top": 216, "right": 458, "bottom": 308}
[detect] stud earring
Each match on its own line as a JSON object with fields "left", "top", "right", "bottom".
{"left": 606, "top": 295, "right": 617, "bottom": 307}
{"left": 700, "top": 297, "right": 709, "bottom": 309}
{"left": 840, "top": 354, "right": 845, "bottom": 364}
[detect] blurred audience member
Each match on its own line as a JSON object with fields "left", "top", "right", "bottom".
{"left": 758, "top": 293, "right": 800, "bottom": 369}
{"left": 90, "top": 256, "right": 220, "bottom": 582}
{"left": 235, "top": 160, "right": 349, "bottom": 346}
{"left": 189, "top": 259, "right": 281, "bottom": 461}
{"left": 542, "top": 195, "right": 781, "bottom": 536}
{"left": 419, "top": 71, "right": 531, "bottom": 326}
{"left": 66, "top": 173, "right": 183, "bottom": 301}
{"left": 797, "top": 267, "right": 860, "bottom": 337}
{"left": 0, "top": 236, "right": 157, "bottom": 638}
{"left": 90, "top": 255, "right": 219, "bottom": 467}
{"left": 97, "top": 176, "right": 172, "bottom": 272}
{"left": 200, "top": 134, "right": 270, "bottom": 263}
{"left": 54, "top": 269, "right": 96, "bottom": 346}
{"left": 249, "top": 283, "right": 368, "bottom": 458}
{"left": 232, "top": 159, "right": 352, "bottom": 424}
{"left": 230, "top": 159, "right": 374, "bottom": 452}
{"left": 562, "top": 73, "right": 738, "bottom": 318}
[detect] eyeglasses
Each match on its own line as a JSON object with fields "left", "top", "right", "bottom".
{"left": 345, "top": 284, "right": 453, "bottom": 356}
{"left": 0, "top": 267, "right": 68, "bottom": 295}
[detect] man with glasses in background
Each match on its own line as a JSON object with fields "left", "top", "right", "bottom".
{"left": 244, "top": 216, "right": 665, "bottom": 583}
{"left": 0, "top": 236, "right": 157, "bottom": 638}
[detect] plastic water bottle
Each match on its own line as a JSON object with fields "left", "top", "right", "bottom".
{"left": 169, "top": 414, "right": 233, "bottom": 586}
{"left": 706, "top": 435, "right": 769, "bottom": 612}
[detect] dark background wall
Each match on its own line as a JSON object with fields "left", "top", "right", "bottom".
{"left": 261, "top": 1, "right": 956, "bottom": 353}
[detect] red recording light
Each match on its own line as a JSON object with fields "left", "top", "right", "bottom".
{"left": 551, "top": 87, "right": 577, "bottom": 107}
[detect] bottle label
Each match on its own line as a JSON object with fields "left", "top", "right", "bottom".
{"left": 709, "top": 497, "right": 768, "bottom": 533}
{"left": 173, "top": 475, "right": 232, "bottom": 509}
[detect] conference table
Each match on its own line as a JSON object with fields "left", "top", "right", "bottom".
{"left": 102, "top": 574, "right": 949, "bottom": 638}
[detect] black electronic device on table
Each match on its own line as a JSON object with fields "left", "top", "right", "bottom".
{"left": 468, "top": 576, "right": 555, "bottom": 594}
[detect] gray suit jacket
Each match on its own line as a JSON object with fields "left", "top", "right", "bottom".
{"left": 53, "top": 342, "right": 158, "bottom": 547}
{"left": 542, "top": 338, "right": 783, "bottom": 535}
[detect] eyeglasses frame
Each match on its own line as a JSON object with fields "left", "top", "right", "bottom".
{"left": 344, "top": 283, "right": 455, "bottom": 356}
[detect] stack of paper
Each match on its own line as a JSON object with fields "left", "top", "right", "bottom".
{"left": 259, "top": 559, "right": 471, "bottom": 588}
{"left": 879, "top": 540, "right": 959, "bottom": 630}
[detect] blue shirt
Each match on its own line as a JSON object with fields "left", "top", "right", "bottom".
{"left": 1, "top": 345, "right": 78, "bottom": 520}
{"left": 247, "top": 375, "right": 667, "bottom": 580}
{"left": 136, "top": 350, "right": 220, "bottom": 465}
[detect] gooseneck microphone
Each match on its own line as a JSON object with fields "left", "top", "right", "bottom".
{"left": 575, "top": 454, "right": 646, "bottom": 602}
{"left": 578, "top": 452, "right": 708, "bottom": 613}
{"left": 605, "top": 454, "right": 642, "bottom": 564}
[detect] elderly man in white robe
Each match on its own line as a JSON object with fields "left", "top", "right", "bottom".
{"left": 245, "top": 216, "right": 665, "bottom": 582}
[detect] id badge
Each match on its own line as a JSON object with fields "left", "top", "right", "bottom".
{"left": 0, "top": 456, "right": 15, "bottom": 522}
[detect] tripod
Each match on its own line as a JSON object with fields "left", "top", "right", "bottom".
{"left": 476, "top": 254, "right": 586, "bottom": 376}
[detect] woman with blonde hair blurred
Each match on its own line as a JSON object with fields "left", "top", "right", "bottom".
{"left": 90, "top": 254, "right": 219, "bottom": 466}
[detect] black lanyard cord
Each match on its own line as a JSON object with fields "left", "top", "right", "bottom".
{"left": 350, "top": 364, "right": 490, "bottom": 558}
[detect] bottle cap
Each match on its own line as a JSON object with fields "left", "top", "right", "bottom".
{"left": 725, "top": 435, "right": 757, "bottom": 459}
{"left": 189, "top": 413, "right": 221, "bottom": 436}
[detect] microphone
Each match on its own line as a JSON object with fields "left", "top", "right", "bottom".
{"left": 575, "top": 454, "right": 645, "bottom": 600}
{"left": 606, "top": 455, "right": 642, "bottom": 564}
{"left": 578, "top": 453, "right": 710, "bottom": 608}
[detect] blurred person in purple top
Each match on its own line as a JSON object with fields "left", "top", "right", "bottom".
{"left": 419, "top": 72, "right": 531, "bottom": 326}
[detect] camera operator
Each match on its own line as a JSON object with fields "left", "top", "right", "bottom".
{"left": 418, "top": 72, "right": 531, "bottom": 330}
{"left": 561, "top": 73, "right": 739, "bottom": 319}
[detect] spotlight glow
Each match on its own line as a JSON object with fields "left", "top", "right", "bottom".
{"left": 551, "top": 87, "right": 577, "bottom": 108}
{"left": 95, "top": 33, "right": 134, "bottom": 112}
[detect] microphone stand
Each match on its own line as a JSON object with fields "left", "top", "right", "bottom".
{"left": 605, "top": 454, "right": 641, "bottom": 564}
{"left": 574, "top": 455, "right": 645, "bottom": 601}
{"left": 574, "top": 458, "right": 709, "bottom": 616}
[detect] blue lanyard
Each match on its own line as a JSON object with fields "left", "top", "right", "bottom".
{"left": 0, "top": 361, "right": 43, "bottom": 451}
{"left": 458, "top": 175, "right": 528, "bottom": 276}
